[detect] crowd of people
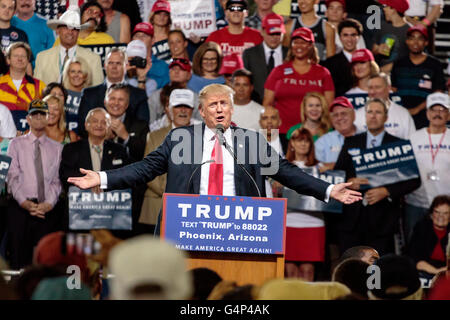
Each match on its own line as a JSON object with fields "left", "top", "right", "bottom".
{"left": 0, "top": 0, "right": 449, "bottom": 300}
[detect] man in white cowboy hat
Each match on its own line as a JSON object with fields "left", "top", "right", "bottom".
{"left": 33, "top": 3, "right": 104, "bottom": 86}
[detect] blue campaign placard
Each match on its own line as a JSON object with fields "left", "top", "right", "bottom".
{"left": 345, "top": 93, "right": 402, "bottom": 109}
{"left": 350, "top": 140, "right": 420, "bottom": 188}
{"left": 0, "top": 154, "right": 12, "bottom": 190}
{"left": 68, "top": 186, "right": 132, "bottom": 230}
{"left": 11, "top": 110, "right": 29, "bottom": 132}
{"left": 283, "top": 169, "right": 345, "bottom": 213}
{"left": 162, "top": 194, "right": 287, "bottom": 255}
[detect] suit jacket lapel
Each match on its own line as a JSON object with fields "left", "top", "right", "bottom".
{"left": 257, "top": 45, "right": 268, "bottom": 77}
{"left": 191, "top": 123, "right": 205, "bottom": 194}
{"left": 231, "top": 127, "right": 242, "bottom": 196}
{"left": 101, "top": 141, "right": 111, "bottom": 170}
{"left": 81, "top": 139, "right": 94, "bottom": 171}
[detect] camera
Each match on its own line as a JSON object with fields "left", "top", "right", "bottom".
{"left": 129, "top": 56, "right": 147, "bottom": 68}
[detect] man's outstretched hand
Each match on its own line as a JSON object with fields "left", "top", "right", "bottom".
{"left": 330, "top": 182, "right": 363, "bottom": 204}
{"left": 67, "top": 168, "right": 101, "bottom": 190}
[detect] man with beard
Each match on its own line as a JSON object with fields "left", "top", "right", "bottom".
{"left": 11, "top": 0, "right": 54, "bottom": 67}
{"left": 404, "top": 92, "right": 450, "bottom": 241}
{"left": 53, "top": 1, "right": 115, "bottom": 45}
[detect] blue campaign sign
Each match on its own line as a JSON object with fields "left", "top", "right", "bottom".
{"left": 162, "top": 194, "right": 287, "bottom": 255}
{"left": 10, "top": 110, "right": 29, "bottom": 132}
{"left": 345, "top": 93, "right": 402, "bottom": 109}
{"left": 68, "top": 186, "right": 132, "bottom": 230}
{"left": 282, "top": 169, "right": 345, "bottom": 213}
{"left": 0, "top": 154, "right": 12, "bottom": 190}
{"left": 351, "top": 140, "right": 420, "bottom": 188}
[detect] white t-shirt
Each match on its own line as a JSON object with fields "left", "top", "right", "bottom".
{"left": 345, "top": 87, "right": 367, "bottom": 95}
{"left": 354, "top": 101, "right": 416, "bottom": 139}
{"left": 0, "top": 103, "right": 17, "bottom": 138}
{"left": 405, "top": 128, "right": 450, "bottom": 208}
{"left": 231, "top": 100, "right": 264, "bottom": 131}
{"left": 405, "top": 0, "right": 443, "bottom": 17}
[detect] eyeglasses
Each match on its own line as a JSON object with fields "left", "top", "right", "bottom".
{"left": 429, "top": 106, "right": 448, "bottom": 113}
{"left": 228, "top": 5, "right": 245, "bottom": 12}
{"left": 203, "top": 57, "right": 218, "bottom": 62}
{"left": 30, "top": 112, "right": 48, "bottom": 119}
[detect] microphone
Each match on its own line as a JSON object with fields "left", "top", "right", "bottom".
{"left": 185, "top": 159, "right": 215, "bottom": 193}
{"left": 215, "top": 124, "right": 262, "bottom": 197}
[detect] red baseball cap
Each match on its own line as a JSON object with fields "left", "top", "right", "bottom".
{"left": 407, "top": 24, "right": 428, "bottom": 40}
{"left": 329, "top": 96, "right": 354, "bottom": 112}
{"left": 325, "top": 0, "right": 346, "bottom": 9}
{"left": 132, "top": 22, "right": 154, "bottom": 37}
{"left": 219, "top": 53, "right": 244, "bottom": 75}
{"left": 291, "top": 27, "right": 315, "bottom": 43}
{"left": 169, "top": 58, "right": 192, "bottom": 72}
{"left": 152, "top": 0, "right": 171, "bottom": 13}
{"left": 351, "top": 48, "right": 374, "bottom": 63}
{"left": 262, "top": 13, "right": 286, "bottom": 35}
{"left": 377, "top": 0, "right": 409, "bottom": 14}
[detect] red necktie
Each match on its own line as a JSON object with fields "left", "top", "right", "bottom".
{"left": 208, "top": 135, "right": 223, "bottom": 195}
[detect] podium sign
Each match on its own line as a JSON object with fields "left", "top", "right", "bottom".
{"left": 162, "top": 194, "right": 287, "bottom": 255}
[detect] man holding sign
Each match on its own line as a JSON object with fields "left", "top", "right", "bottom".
{"left": 335, "top": 98, "right": 421, "bottom": 255}
{"left": 68, "top": 84, "right": 362, "bottom": 227}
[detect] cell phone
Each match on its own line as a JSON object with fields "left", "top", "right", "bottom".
{"left": 129, "top": 56, "right": 147, "bottom": 68}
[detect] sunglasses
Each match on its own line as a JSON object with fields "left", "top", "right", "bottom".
{"left": 227, "top": 5, "right": 245, "bottom": 12}
{"left": 170, "top": 58, "right": 190, "bottom": 64}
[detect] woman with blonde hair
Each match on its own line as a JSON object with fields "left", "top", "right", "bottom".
{"left": 187, "top": 41, "right": 225, "bottom": 93}
{"left": 286, "top": 92, "right": 332, "bottom": 141}
{"left": 346, "top": 49, "right": 380, "bottom": 95}
{"left": 44, "top": 95, "right": 78, "bottom": 145}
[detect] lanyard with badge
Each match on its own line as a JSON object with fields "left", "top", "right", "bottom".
{"left": 427, "top": 128, "right": 446, "bottom": 181}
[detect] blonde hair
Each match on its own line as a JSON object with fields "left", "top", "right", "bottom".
{"left": 198, "top": 84, "right": 235, "bottom": 109}
{"left": 300, "top": 92, "right": 331, "bottom": 136}
{"left": 62, "top": 57, "right": 92, "bottom": 90}
{"left": 43, "top": 94, "right": 66, "bottom": 132}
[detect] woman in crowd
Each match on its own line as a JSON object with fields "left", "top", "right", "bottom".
{"left": 345, "top": 49, "right": 380, "bottom": 95}
{"left": 168, "top": 29, "right": 189, "bottom": 61}
{"left": 187, "top": 41, "right": 225, "bottom": 94}
{"left": 43, "top": 95, "right": 78, "bottom": 145}
{"left": 98, "top": 0, "right": 131, "bottom": 43}
{"left": 408, "top": 195, "right": 450, "bottom": 276}
{"left": 149, "top": 0, "right": 172, "bottom": 62}
{"left": 286, "top": 92, "right": 332, "bottom": 142}
{"left": 284, "top": 128, "right": 326, "bottom": 281}
{"left": 263, "top": 27, "right": 335, "bottom": 152}
{"left": 62, "top": 57, "right": 92, "bottom": 123}
{"left": 42, "top": 83, "right": 68, "bottom": 108}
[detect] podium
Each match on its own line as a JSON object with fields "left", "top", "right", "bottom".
{"left": 161, "top": 193, "right": 287, "bottom": 285}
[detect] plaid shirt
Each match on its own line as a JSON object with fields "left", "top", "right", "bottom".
{"left": 245, "top": 13, "right": 262, "bottom": 30}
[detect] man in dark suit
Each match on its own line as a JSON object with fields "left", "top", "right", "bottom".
{"left": 77, "top": 48, "right": 149, "bottom": 138}
{"left": 60, "top": 108, "right": 144, "bottom": 237}
{"left": 68, "top": 84, "right": 362, "bottom": 212}
{"left": 242, "top": 12, "right": 288, "bottom": 104}
{"left": 322, "top": 18, "right": 364, "bottom": 96}
{"left": 334, "top": 98, "right": 421, "bottom": 255}
{"left": 104, "top": 84, "right": 149, "bottom": 161}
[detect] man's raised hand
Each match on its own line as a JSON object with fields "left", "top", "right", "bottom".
{"left": 67, "top": 168, "right": 101, "bottom": 190}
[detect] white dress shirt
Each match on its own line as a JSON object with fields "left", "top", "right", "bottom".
{"left": 262, "top": 42, "right": 283, "bottom": 68}
{"left": 199, "top": 126, "right": 236, "bottom": 196}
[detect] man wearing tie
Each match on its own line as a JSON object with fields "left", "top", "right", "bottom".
{"left": 334, "top": 98, "right": 421, "bottom": 255}
{"left": 69, "top": 84, "right": 362, "bottom": 221}
{"left": 243, "top": 12, "right": 288, "bottom": 103}
{"left": 6, "top": 99, "right": 62, "bottom": 269}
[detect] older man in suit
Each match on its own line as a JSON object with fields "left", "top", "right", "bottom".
{"left": 77, "top": 48, "right": 149, "bottom": 138}
{"left": 34, "top": 6, "right": 103, "bottom": 86}
{"left": 104, "top": 84, "right": 149, "bottom": 162}
{"left": 334, "top": 98, "right": 421, "bottom": 255}
{"left": 242, "top": 12, "right": 288, "bottom": 103}
{"left": 68, "top": 84, "right": 362, "bottom": 216}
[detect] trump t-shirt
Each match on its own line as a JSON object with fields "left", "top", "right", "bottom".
{"left": 264, "top": 62, "right": 334, "bottom": 134}
{"left": 205, "top": 26, "right": 263, "bottom": 57}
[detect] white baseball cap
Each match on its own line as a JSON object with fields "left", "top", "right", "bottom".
{"left": 169, "top": 89, "right": 195, "bottom": 109}
{"left": 126, "top": 40, "right": 147, "bottom": 59}
{"left": 426, "top": 92, "right": 449, "bottom": 110}
{"left": 108, "top": 236, "right": 193, "bottom": 300}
